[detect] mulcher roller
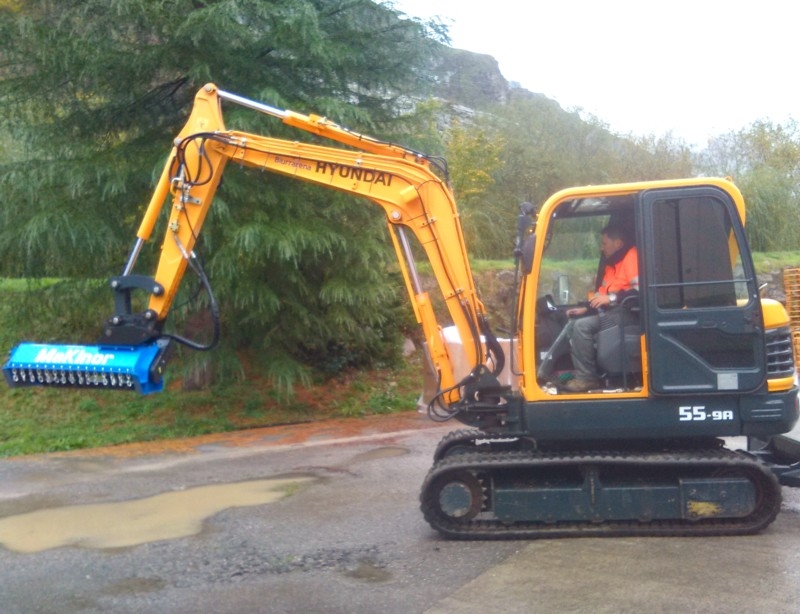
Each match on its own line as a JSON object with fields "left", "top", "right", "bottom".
{"left": 3, "top": 341, "right": 170, "bottom": 395}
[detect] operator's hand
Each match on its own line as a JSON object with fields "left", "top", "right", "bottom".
{"left": 588, "top": 293, "right": 613, "bottom": 310}
{"left": 566, "top": 306, "right": 588, "bottom": 318}
{"left": 567, "top": 293, "right": 613, "bottom": 318}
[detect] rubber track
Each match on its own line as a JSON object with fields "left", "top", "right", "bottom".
{"left": 420, "top": 448, "right": 782, "bottom": 539}
{"left": 433, "top": 429, "right": 498, "bottom": 462}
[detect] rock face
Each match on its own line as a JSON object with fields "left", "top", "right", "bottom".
{"left": 426, "top": 45, "right": 557, "bottom": 112}
{"left": 428, "top": 47, "right": 511, "bottom": 108}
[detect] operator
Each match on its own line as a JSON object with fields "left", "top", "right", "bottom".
{"left": 562, "top": 223, "right": 639, "bottom": 393}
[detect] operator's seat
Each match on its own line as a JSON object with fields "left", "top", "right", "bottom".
{"left": 596, "top": 296, "right": 642, "bottom": 385}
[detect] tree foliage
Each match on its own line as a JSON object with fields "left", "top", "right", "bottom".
{"left": 442, "top": 119, "right": 505, "bottom": 258}
{"left": 696, "top": 120, "right": 800, "bottom": 251}
{"left": 442, "top": 92, "right": 695, "bottom": 260}
{"left": 0, "top": 0, "right": 442, "bottom": 388}
{"left": 2, "top": 0, "right": 798, "bottom": 393}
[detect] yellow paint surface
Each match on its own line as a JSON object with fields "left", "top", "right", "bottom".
{"left": 687, "top": 500, "right": 723, "bottom": 518}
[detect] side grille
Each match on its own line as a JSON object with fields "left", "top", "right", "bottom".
{"left": 766, "top": 326, "right": 795, "bottom": 378}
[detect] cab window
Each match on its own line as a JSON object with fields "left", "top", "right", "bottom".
{"left": 651, "top": 196, "right": 748, "bottom": 309}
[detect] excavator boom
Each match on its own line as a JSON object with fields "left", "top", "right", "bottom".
{"left": 3, "top": 84, "right": 501, "bottom": 408}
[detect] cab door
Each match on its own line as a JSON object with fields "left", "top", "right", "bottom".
{"left": 642, "top": 186, "right": 766, "bottom": 394}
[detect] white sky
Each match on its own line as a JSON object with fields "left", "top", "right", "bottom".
{"left": 389, "top": 0, "right": 800, "bottom": 148}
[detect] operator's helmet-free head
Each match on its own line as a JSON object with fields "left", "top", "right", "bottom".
{"left": 600, "top": 223, "right": 631, "bottom": 259}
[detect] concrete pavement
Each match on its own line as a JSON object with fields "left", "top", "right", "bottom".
{"left": 2, "top": 412, "right": 800, "bottom": 613}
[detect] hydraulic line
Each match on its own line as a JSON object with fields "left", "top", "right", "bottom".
{"left": 163, "top": 232, "right": 220, "bottom": 351}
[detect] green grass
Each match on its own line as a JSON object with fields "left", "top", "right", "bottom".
{"left": 752, "top": 251, "right": 800, "bottom": 271}
{"left": 0, "top": 352, "right": 425, "bottom": 457}
{"left": 0, "top": 278, "right": 61, "bottom": 292}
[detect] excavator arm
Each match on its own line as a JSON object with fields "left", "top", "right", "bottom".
{"left": 4, "top": 85, "right": 504, "bottom": 409}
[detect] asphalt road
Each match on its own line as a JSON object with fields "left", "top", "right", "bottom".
{"left": 1, "top": 411, "right": 800, "bottom": 613}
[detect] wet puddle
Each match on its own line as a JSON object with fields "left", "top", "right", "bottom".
{"left": 0, "top": 476, "right": 315, "bottom": 554}
{"left": 344, "top": 560, "right": 393, "bottom": 583}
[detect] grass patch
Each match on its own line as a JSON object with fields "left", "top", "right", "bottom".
{"left": 0, "top": 278, "right": 62, "bottom": 292}
{"left": 752, "top": 251, "right": 800, "bottom": 271}
{"left": 0, "top": 352, "right": 425, "bottom": 457}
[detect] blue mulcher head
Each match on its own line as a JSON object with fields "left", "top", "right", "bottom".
{"left": 2, "top": 340, "right": 170, "bottom": 394}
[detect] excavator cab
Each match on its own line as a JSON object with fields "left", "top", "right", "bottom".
{"left": 532, "top": 194, "right": 642, "bottom": 391}
{"left": 527, "top": 182, "right": 779, "bottom": 400}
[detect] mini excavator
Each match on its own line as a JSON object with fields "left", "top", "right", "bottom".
{"left": 5, "top": 85, "right": 800, "bottom": 538}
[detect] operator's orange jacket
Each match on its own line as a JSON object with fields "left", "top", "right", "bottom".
{"left": 598, "top": 246, "right": 639, "bottom": 295}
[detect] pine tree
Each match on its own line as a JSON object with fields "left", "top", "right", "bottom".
{"left": 0, "top": 0, "right": 443, "bottom": 388}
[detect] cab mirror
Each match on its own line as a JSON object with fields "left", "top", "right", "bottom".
{"left": 521, "top": 233, "right": 536, "bottom": 275}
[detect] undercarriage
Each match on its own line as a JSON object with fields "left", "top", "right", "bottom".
{"left": 420, "top": 430, "right": 782, "bottom": 539}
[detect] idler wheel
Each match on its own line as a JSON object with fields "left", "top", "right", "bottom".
{"left": 433, "top": 471, "right": 484, "bottom": 521}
